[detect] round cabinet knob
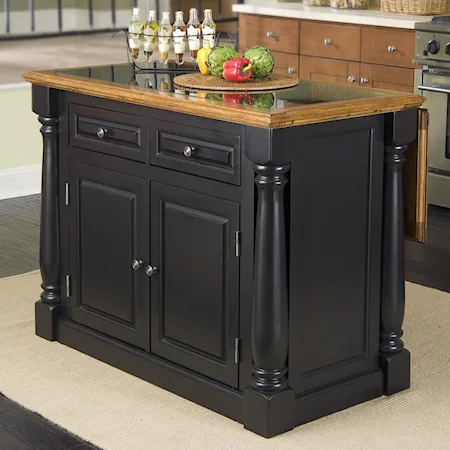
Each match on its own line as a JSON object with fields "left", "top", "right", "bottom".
{"left": 96, "top": 127, "right": 106, "bottom": 138}
{"left": 266, "top": 31, "right": 274, "bottom": 38}
{"left": 387, "top": 45, "right": 396, "bottom": 52}
{"left": 131, "top": 259, "right": 143, "bottom": 270}
{"left": 183, "top": 145, "right": 195, "bottom": 157}
{"left": 348, "top": 76, "right": 356, "bottom": 83}
{"left": 427, "top": 40, "right": 440, "bottom": 55}
{"left": 360, "top": 77, "right": 369, "bottom": 85}
{"left": 145, "top": 265, "right": 158, "bottom": 277}
{"left": 288, "top": 67, "right": 296, "bottom": 74}
{"left": 324, "top": 39, "right": 332, "bottom": 46}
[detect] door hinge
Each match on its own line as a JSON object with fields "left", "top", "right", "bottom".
{"left": 235, "top": 231, "right": 241, "bottom": 257}
{"left": 234, "top": 338, "right": 240, "bottom": 364}
{"left": 66, "top": 275, "right": 71, "bottom": 297}
{"left": 65, "top": 183, "right": 70, "bottom": 206}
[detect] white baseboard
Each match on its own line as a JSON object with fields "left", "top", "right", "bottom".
{"left": 0, "top": 165, "right": 41, "bottom": 200}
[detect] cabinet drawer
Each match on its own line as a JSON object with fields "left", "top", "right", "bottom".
{"left": 361, "top": 27, "right": 415, "bottom": 69}
{"left": 69, "top": 103, "right": 149, "bottom": 163}
{"left": 151, "top": 120, "right": 241, "bottom": 185}
{"left": 300, "top": 56, "right": 360, "bottom": 86}
{"left": 360, "top": 64, "right": 414, "bottom": 93}
{"left": 239, "top": 14, "right": 299, "bottom": 54}
{"left": 300, "top": 22, "right": 361, "bottom": 62}
{"left": 272, "top": 52, "right": 300, "bottom": 78}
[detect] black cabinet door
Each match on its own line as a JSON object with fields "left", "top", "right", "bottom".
{"left": 151, "top": 182, "right": 240, "bottom": 388}
{"left": 68, "top": 160, "right": 150, "bottom": 351}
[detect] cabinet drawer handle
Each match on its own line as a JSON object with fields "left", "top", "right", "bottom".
{"left": 131, "top": 259, "right": 143, "bottom": 270}
{"left": 145, "top": 265, "right": 158, "bottom": 277}
{"left": 96, "top": 127, "right": 107, "bottom": 138}
{"left": 266, "top": 31, "right": 274, "bottom": 38}
{"left": 387, "top": 45, "right": 396, "bottom": 52}
{"left": 324, "top": 39, "right": 332, "bottom": 46}
{"left": 348, "top": 76, "right": 356, "bottom": 83}
{"left": 183, "top": 145, "right": 195, "bottom": 157}
{"left": 360, "top": 77, "right": 369, "bottom": 84}
{"left": 288, "top": 67, "right": 296, "bottom": 74}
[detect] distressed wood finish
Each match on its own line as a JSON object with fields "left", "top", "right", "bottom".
{"left": 22, "top": 70, "right": 424, "bottom": 129}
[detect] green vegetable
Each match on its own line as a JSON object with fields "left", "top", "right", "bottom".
{"left": 205, "top": 45, "right": 239, "bottom": 78}
{"left": 250, "top": 93, "right": 275, "bottom": 109}
{"left": 205, "top": 93, "right": 223, "bottom": 101}
{"left": 243, "top": 46, "right": 275, "bottom": 79}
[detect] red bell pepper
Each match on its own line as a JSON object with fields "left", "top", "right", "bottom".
{"left": 222, "top": 93, "right": 253, "bottom": 106}
{"left": 222, "top": 58, "right": 253, "bottom": 82}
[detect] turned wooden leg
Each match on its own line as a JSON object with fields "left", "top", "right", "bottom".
{"left": 33, "top": 86, "right": 61, "bottom": 341}
{"left": 380, "top": 110, "right": 416, "bottom": 395}
{"left": 243, "top": 163, "right": 295, "bottom": 438}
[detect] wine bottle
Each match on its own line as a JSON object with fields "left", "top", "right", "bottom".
{"left": 173, "top": 11, "right": 186, "bottom": 66}
{"left": 187, "top": 8, "right": 201, "bottom": 61}
{"left": 143, "top": 10, "right": 158, "bottom": 63}
{"left": 128, "top": 8, "right": 142, "bottom": 60}
{"left": 158, "top": 12, "right": 172, "bottom": 64}
{"left": 202, "top": 9, "right": 216, "bottom": 49}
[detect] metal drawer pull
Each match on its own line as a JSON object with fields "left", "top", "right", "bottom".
{"left": 288, "top": 67, "right": 296, "bottom": 74}
{"left": 131, "top": 259, "right": 143, "bottom": 270}
{"left": 145, "top": 265, "right": 158, "bottom": 277}
{"left": 360, "top": 77, "right": 369, "bottom": 84}
{"left": 387, "top": 45, "right": 396, "bottom": 52}
{"left": 348, "top": 76, "right": 356, "bottom": 83}
{"left": 266, "top": 31, "right": 274, "bottom": 38}
{"left": 183, "top": 145, "right": 195, "bottom": 157}
{"left": 96, "top": 127, "right": 107, "bottom": 138}
{"left": 418, "top": 85, "right": 450, "bottom": 94}
{"left": 324, "top": 39, "right": 332, "bottom": 46}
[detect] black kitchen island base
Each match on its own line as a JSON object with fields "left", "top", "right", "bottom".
{"left": 58, "top": 319, "right": 384, "bottom": 437}
{"left": 24, "top": 65, "right": 426, "bottom": 438}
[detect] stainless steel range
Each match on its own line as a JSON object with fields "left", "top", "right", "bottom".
{"left": 415, "top": 17, "right": 450, "bottom": 208}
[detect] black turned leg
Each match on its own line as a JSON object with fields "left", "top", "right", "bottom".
{"left": 34, "top": 88, "right": 61, "bottom": 341}
{"left": 380, "top": 110, "right": 416, "bottom": 395}
{"left": 243, "top": 163, "right": 295, "bottom": 438}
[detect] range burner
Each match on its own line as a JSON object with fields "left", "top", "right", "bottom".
{"left": 431, "top": 16, "right": 450, "bottom": 23}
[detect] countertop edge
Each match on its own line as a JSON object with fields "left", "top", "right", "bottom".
{"left": 22, "top": 70, "right": 425, "bottom": 129}
{"left": 232, "top": 3, "right": 434, "bottom": 29}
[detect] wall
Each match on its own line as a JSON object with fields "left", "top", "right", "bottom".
{"left": 0, "top": 86, "right": 42, "bottom": 198}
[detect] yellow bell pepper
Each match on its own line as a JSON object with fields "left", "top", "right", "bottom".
{"left": 197, "top": 42, "right": 212, "bottom": 75}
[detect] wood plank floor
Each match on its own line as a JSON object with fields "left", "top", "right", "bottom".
{"left": 0, "top": 195, "right": 102, "bottom": 448}
{"left": 0, "top": 194, "right": 449, "bottom": 450}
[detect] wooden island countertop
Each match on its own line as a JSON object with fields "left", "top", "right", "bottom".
{"left": 23, "top": 63, "right": 425, "bottom": 129}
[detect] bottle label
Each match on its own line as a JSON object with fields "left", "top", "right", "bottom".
{"left": 203, "top": 25, "right": 215, "bottom": 47}
{"left": 187, "top": 25, "right": 201, "bottom": 50}
{"left": 129, "top": 38, "right": 140, "bottom": 49}
{"left": 173, "top": 28, "right": 186, "bottom": 54}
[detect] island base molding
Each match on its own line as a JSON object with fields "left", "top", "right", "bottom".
{"left": 58, "top": 319, "right": 385, "bottom": 436}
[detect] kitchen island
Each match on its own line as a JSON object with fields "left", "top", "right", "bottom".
{"left": 24, "top": 63, "right": 425, "bottom": 438}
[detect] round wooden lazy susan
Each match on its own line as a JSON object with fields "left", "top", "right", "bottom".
{"left": 173, "top": 73, "right": 299, "bottom": 92}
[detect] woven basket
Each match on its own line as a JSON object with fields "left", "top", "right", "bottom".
{"left": 380, "top": 0, "right": 446, "bottom": 14}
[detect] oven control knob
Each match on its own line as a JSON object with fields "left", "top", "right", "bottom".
{"left": 427, "top": 40, "right": 440, "bottom": 55}
{"left": 446, "top": 43, "right": 450, "bottom": 55}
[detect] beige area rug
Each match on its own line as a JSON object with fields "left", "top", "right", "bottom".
{"left": 1, "top": 272, "right": 450, "bottom": 450}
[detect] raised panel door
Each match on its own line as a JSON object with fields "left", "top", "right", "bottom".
{"left": 150, "top": 182, "right": 240, "bottom": 387}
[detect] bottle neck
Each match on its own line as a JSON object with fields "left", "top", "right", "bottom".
{"left": 174, "top": 11, "right": 184, "bottom": 25}
{"left": 189, "top": 9, "right": 199, "bottom": 23}
{"left": 132, "top": 8, "right": 140, "bottom": 20}
{"left": 161, "top": 12, "right": 170, "bottom": 24}
{"left": 147, "top": 11, "right": 156, "bottom": 22}
{"left": 204, "top": 10, "right": 213, "bottom": 22}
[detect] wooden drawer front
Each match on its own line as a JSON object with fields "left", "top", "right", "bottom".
{"left": 360, "top": 64, "right": 414, "bottom": 93}
{"left": 361, "top": 27, "right": 415, "bottom": 69}
{"left": 69, "top": 103, "right": 148, "bottom": 163}
{"left": 151, "top": 120, "right": 240, "bottom": 185}
{"left": 239, "top": 14, "right": 299, "bottom": 54}
{"left": 300, "top": 22, "right": 361, "bottom": 62}
{"left": 300, "top": 56, "right": 360, "bottom": 86}
{"left": 272, "top": 52, "right": 300, "bottom": 78}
